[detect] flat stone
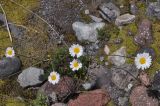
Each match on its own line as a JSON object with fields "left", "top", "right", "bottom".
{"left": 72, "top": 22, "right": 105, "bottom": 42}
{"left": 68, "top": 89, "right": 111, "bottom": 106}
{"left": 147, "top": 2, "right": 160, "bottom": 19}
{"left": 115, "top": 13, "right": 135, "bottom": 26}
{"left": 139, "top": 72, "right": 150, "bottom": 86}
{"left": 17, "top": 67, "right": 44, "bottom": 87}
{"left": 108, "top": 46, "right": 126, "bottom": 66}
{"left": 0, "top": 57, "right": 21, "bottom": 79}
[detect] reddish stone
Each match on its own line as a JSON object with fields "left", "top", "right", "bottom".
{"left": 40, "top": 76, "right": 75, "bottom": 99}
{"left": 130, "top": 86, "right": 159, "bottom": 106}
{"left": 68, "top": 89, "right": 110, "bottom": 106}
{"left": 139, "top": 72, "right": 150, "bottom": 86}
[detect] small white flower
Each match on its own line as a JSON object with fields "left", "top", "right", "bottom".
{"left": 135, "top": 52, "right": 152, "bottom": 70}
{"left": 48, "top": 71, "right": 60, "bottom": 85}
{"left": 5, "top": 47, "right": 15, "bottom": 57}
{"left": 70, "top": 59, "right": 82, "bottom": 71}
{"left": 69, "top": 44, "right": 83, "bottom": 58}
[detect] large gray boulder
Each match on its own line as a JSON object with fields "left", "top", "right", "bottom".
{"left": 72, "top": 22, "right": 105, "bottom": 42}
{"left": 0, "top": 57, "right": 21, "bottom": 79}
{"left": 17, "top": 67, "right": 44, "bottom": 88}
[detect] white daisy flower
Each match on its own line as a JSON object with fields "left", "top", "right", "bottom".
{"left": 48, "top": 71, "right": 60, "bottom": 85}
{"left": 135, "top": 52, "right": 152, "bottom": 70}
{"left": 5, "top": 47, "right": 15, "bottom": 57}
{"left": 69, "top": 44, "right": 83, "bottom": 58}
{"left": 70, "top": 59, "right": 82, "bottom": 71}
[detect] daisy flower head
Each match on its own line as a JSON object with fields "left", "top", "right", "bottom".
{"left": 48, "top": 71, "right": 60, "bottom": 85}
{"left": 135, "top": 52, "right": 152, "bottom": 70}
{"left": 5, "top": 47, "right": 15, "bottom": 58}
{"left": 70, "top": 59, "right": 82, "bottom": 71}
{"left": 69, "top": 44, "right": 83, "bottom": 58}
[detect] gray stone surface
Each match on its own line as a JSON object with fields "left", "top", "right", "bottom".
{"left": 17, "top": 67, "right": 44, "bottom": 87}
{"left": 134, "top": 19, "right": 153, "bottom": 46}
{"left": 147, "top": 2, "right": 160, "bottom": 20}
{"left": 111, "top": 64, "right": 139, "bottom": 90}
{"left": 72, "top": 22, "right": 105, "bottom": 42}
{"left": 99, "top": 2, "right": 120, "bottom": 22}
{"left": 115, "top": 14, "right": 135, "bottom": 26}
{"left": 108, "top": 47, "right": 126, "bottom": 66}
{"left": 0, "top": 57, "right": 21, "bottom": 79}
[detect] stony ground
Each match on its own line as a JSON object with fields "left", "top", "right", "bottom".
{"left": 0, "top": 0, "right": 160, "bottom": 106}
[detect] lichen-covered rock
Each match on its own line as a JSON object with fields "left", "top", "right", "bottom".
{"left": 0, "top": 57, "right": 21, "bottom": 79}
{"left": 72, "top": 22, "right": 105, "bottom": 42}
{"left": 115, "top": 14, "right": 135, "bottom": 26}
{"left": 147, "top": 2, "right": 160, "bottom": 20}
{"left": 111, "top": 64, "right": 139, "bottom": 90}
{"left": 40, "top": 76, "right": 75, "bottom": 100}
{"left": 130, "top": 86, "right": 159, "bottom": 106}
{"left": 17, "top": 67, "right": 44, "bottom": 87}
{"left": 68, "top": 89, "right": 111, "bottom": 106}
{"left": 108, "top": 47, "right": 126, "bottom": 66}
{"left": 134, "top": 19, "right": 153, "bottom": 46}
{"left": 98, "top": 2, "right": 120, "bottom": 22}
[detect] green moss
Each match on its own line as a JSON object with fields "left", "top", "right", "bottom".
{"left": 80, "top": 10, "right": 92, "bottom": 23}
{"left": 0, "top": 0, "right": 39, "bottom": 24}
{"left": 6, "top": 98, "right": 26, "bottom": 106}
{"left": 97, "top": 25, "right": 111, "bottom": 41}
{"left": 106, "top": 100, "right": 115, "bottom": 106}
{"left": 32, "top": 93, "right": 48, "bottom": 106}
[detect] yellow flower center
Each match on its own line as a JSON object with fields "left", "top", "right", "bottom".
{"left": 74, "top": 47, "right": 80, "bottom": 54}
{"left": 139, "top": 57, "right": 146, "bottom": 64}
{"left": 73, "top": 61, "right": 79, "bottom": 68}
{"left": 7, "top": 50, "right": 13, "bottom": 55}
{"left": 51, "top": 74, "right": 56, "bottom": 81}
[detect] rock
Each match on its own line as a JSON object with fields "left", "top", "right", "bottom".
{"left": 48, "top": 92, "right": 57, "bottom": 103}
{"left": 115, "top": 14, "right": 135, "bottom": 26}
{"left": 147, "top": 2, "right": 160, "bottom": 20}
{"left": 134, "top": 19, "right": 153, "bottom": 46}
{"left": 108, "top": 47, "right": 126, "bottom": 66}
{"left": 118, "top": 97, "right": 128, "bottom": 106}
{"left": 52, "top": 103, "right": 67, "bottom": 106}
{"left": 82, "top": 82, "right": 95, "bottom": 90}
{"left": 68, "top": 89, "right": 111, "bottom": 106}
{"left": 111, "top": 64, "right": 139, "bottom": 90}
{"left": 98, "top": 2, "right": 120, "bottom": 22}
{"left": 85, "top": 9, "right": 90, "bottom": 15}
{"left": 17, "top": 67, "right": 44, "bottom": 87}
{"left": 100, "top": 56, "right": 104, "bottom": 62}
{"left": 136, "top": 47, "right": 155, "bottom": 59}
{"left": 130, "top": 1, "right": 138, "bottom": 15}
{"left": 139, "top": 72, "right": 150, "bottom": 86}
{"left": 104, "top": 45, "right": 110, "bottom": 55}
{"left": 87, "top": 64, "right": 125, "bottom": 105}
{"left": 72, "top": 22, "right": 105, "bottom": 42}
{"left": 130, "top": 86, "right": 159, "bottom": 106}
{"left": 0, "top": 57, "right": 21, "bottom": 79}
{"left": 148, "top": 71, "right": 160, "bottom": 99}
{"left": 89, "top": 15, "right": 103, "bottom": 22}
{"left": 40, "top": 76, "right": 75, "bottom": 100}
